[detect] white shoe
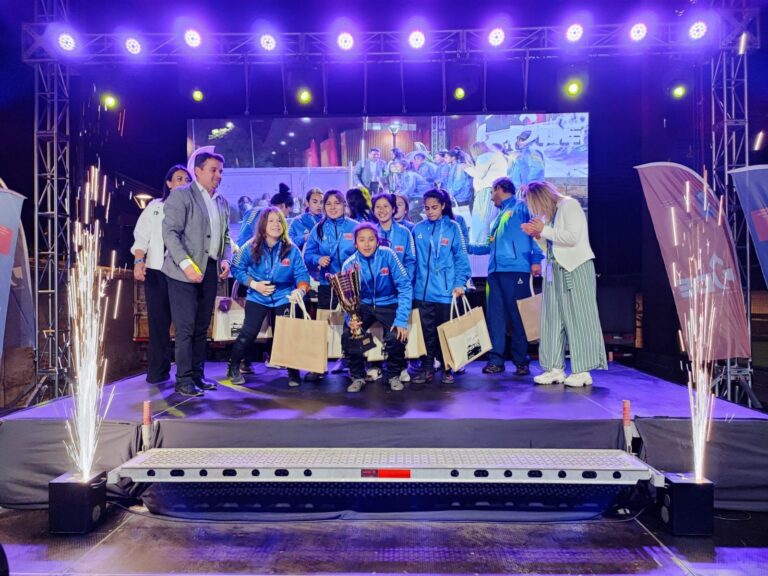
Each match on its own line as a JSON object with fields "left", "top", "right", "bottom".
{"left": 389, "top": 376, "right": 404, "bottom": 391}
{"left": 365, "top": 367, "right": 383, "bottom": 382}
{"left": 399, "top": 369, "right": 411, "bottom": 383}
{"left": 564, "top": 372, "right": 592, "bottom": 388}
{"left": 347, "top": 379, "right": 365, "bottom": 393}
{"left": 533, "top": 368, "right": 566, "bottom": 385}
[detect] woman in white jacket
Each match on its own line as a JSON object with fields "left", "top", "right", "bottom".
{"left": 521, "top": 181, "right": 607, "bottom": 387}
{"left": 131, "top": 164, "right": 191, "bottom": 383}
{"left": 464, "top": 141, "right": 508, "bottom": 244}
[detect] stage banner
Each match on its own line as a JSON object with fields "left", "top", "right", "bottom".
{"left": 731, "top": 165, "right": 768, "bottom": 288}
{"left": 0, "top": 189, "right": 26, "bottom": 359}
{"left": 636, "top": 162, "right": 750, "bottom": 360}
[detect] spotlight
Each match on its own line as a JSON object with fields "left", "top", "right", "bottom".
{"left": 629, "top": 23, "right": 647, "bottom": 42}
{"left": 301, "top": 117, "right": 311, "bottom": 124}
{"left": 260, "top": 33, "right": 276, "bottom": 52}
{"left": 125, "top": 37, "right": 142, "bottom": 55}
{"left": 688, "top": 21, "right": 707, "bottom": 40}
{"left": 408, "top": 30, "right": 425, "bottom": 49}
{"left": 564, "top": 79, "right": 583, "bottom": 98}
{"left": 102, "top": 94, "right": 118, "bottom": 110}
{"left": 488, "top": 28, "right": 505, "bottom": 47}
{"left": 337, "top": 32, "right": 354, "bottom": 50}
{"left": 58, "top": 32, "right": 77, "bottom": 52}
{"left": 280, "top": 140, "right": 287, "bottom": 146}
{"left": 192, "top": 89, "right": 204, "bottom": 102}
{"left": 225, "top": 121, "right": 234, "bottom": 129}
{"left": 566, "top": 23, "right": 584, "bottom": 43}
{"left": 184, "top": 29, "right": 202, "bottom": 48}
{"left": 297, "top": 88, "right": 312, "bottom": 105}
{"left": 288, "top": 132, "right": 295, "bottom": 137}
{"left": 453, "top": 87, "right": 466, "bottom": 101}
{"left": 671, "top": 84, "right": 687, "bottom": 99}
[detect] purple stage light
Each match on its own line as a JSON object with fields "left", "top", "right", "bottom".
{"left": 58, "top": 32, "right": 77, "bottom": 52}
{"left": 125, "top": 37, "right": 142, "bottom": 55}
{"left": 688, "top": 21, "right": 707, "bottom": 40}
{"left": 184, "top": 29, "right": 202, "bottom": 48}
{"left": 408, "top": 30, "right": 425, "bottom": 49}
{"left": 566, "top": 23, "right": 584, "bottom": 43}
{"left": 629, "top": 23, "right": 647, "bottom": 42}
{"left": 337, "top": 32, "right": 354, "bottom": 51}
{"left": 260, "top": 33, "right": 276, "bottom": 52}
{"left": 488, "top": 28, "right": 505, "bottom": 47}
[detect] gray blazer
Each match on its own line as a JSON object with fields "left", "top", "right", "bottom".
{"left": 354, "top": 159, "right": 387, "bottom": 188}
{"left": 162, "top": 182, "right": 232, "bottom": 283}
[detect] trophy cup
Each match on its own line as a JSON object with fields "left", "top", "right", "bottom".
{"left": 327, "top": 268, "right": 376, "bottom": 353}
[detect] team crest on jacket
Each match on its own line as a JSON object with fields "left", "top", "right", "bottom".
{"left": 381, "top": 267, "right": 390, "bottom": 276}
{"left": 395, "top": 245, "right": 404, "bottom": 253}
{"left": 440, "top": 237, "right": 450, "bottom": 246}
{"left": 344, "top": 233, "right": 353, "bottom": 240}
{"left": 280, "top": 258, "right": 290, "bottom": 266}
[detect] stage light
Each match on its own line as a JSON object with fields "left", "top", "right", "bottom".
{"left": 192, "top": 89, "right": 204, "bottom": 102}
{"left": 337, "top": 32, "right": 354, "bottom": 51}
{"left": 565, "top": 80, "right": 583, "bottom": 98}
{"left": 629, "top": 23, "right": 647, "bottom": 42}
{"left": 297, "top": 88, "right": 312, "bottom": 105}
{"left": 408, "top": 30, "right": 425, "bottom": 49}
{"left": 125, "top": 37, "right": 142, "bottom": 55}
{"left": 260, "top": 33, "right": 276, "bottom": 52}
{"left": 58, "top": 32, "right": 77, "bottom": 52}
{"left": 453, "top": 87, "right": 466, "bottom": 101}
{"left": 488, "top": 28, "right": 505, "bottom": 47}
{"left": 738, "top": 31, "right": 748, "bottom": 55}
{"left": 184, "top": 29, "right": 202, "bottom": 48}
{"left": 288, "top": 132, "right": 295, "bottom": 137}
{"left": 280, "top": 140, "right": 287, "bottom": 146}
{"left": 671, "top": 85, "right": 687, "bottom": 99}
{"left": 566, "top": 24, "right": 584, "bottom": 43}
{"left": 754, "top": 130, "right": 765, "bottom": 152}
{"left": 688, "top": 21, "right": 707, "bottom": 40}
{"left": 102, "top": 94, "right": 118, "bottom": 110}
{"left": 301, "top": 117, "right": 311, "bottom": 123}
{"left": 225, "top": 122, "right": 234, "bottom": 129}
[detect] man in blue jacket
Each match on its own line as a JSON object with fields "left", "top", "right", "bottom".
{"left": 469, "top": 177, "right": 543, "bottom": 375}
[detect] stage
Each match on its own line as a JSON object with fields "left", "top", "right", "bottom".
{"left": 1, "top": 361, "right": 767, "bottom": 510}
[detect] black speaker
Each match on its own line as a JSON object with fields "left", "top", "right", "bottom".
{"left": 49, "top": 471, "right": 107, "bottom": 534}
{"left": 658, "top": 472, "right": 714, "bottom": 536}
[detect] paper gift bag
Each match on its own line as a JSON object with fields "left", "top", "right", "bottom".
{"left": 437, "top": 296, "right": 492, "bottom": 371}
{"left": 517, "top": 276, "right": 542, "bottom": 343}
{"left": 212, "top": 297, "right": 245, "bottom": 341}
{"left": 365, "top": 310, "right": 427, "bottom": 362}
{"left": 316, "top": 307, "right": 345, "bottom": 359}
{"left": 271, "top": 300, "right": 328, "bottom": 374}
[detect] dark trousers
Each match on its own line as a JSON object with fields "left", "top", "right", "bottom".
{"left": 342, "top": 304, "right": 405, "bottom": 380}
{"left": 317, "top": 284, "right": 334, "bottom": 310}
{"left": 414, "top": 300, "right": 452, "bottom": 371}
{"left": 487, "top": 271, "right": 530, "bottom": 368}
{"left": 167, "top": 258, "right": 219, "bottom": 386}
{"left": 230, "top": 301, "right": 299, "bottom": 378}
{"left": 144, "top": 268, "right": 173, "bottom": 381}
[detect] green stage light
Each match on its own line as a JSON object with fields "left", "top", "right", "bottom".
{"left": 672, "top": 85, "right": 687, "bottom": 99}
{"left": 565, "top": 80, "right": 583, "bottom": 98}
{"left": 453, "top": 87, "right": 466, "bottom": 101}
{"left": 192, "top": 89, "right": 204, "bottom": 102}
{"left": 297, "top": 88, "right": 313, "bottom": 105}
{"left": 102, "top": 94, "right": 118, "bottom": 110}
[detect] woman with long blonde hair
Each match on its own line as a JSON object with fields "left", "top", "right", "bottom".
{"left": 521, "top": 181, "right": 607, "bottom": 387}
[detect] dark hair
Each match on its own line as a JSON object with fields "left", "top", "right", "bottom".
{"left": 393, "top": 194, "right": 411, "bottom": 222}
{"left": 317, "top": 189, "right": 347, "bottom": 240}
{"left": 270, "top": 182, "right": 294, "bottom": 208}
{"left": 193, "top": 151, "right": 224, "bottom": 169}
{"left": 346, "top": 187, "right": 371, "bottom": 222}
{"left": 394, "top": 158, "right": 410, "bottom": 170}
{"left": 391, "top": 147, "right": 404, "bottom": 159}
{"left": 353, "top": 222, "right": 381, "bottom": 245}
{"left": 438, "top": 149, "right": 449, "bottom": 157}
{"left": 492, "top": 177, "right": 516, "bottom": 197}
{"left": 423, "top": 188, "right": 455, "bottom": 220}
{"left": 370, "top": 192, "right": 397, "bottom": 224}
{"left": 448, "top": 146, "right": 466, "bottom": 163}
{"left": 304, "top": 187, "right": 324, "bottom": 212}
{"left": 413, "top": 152, "right": 427, "bottom": 161}
{"left": 250, "top": 207, "right": 292, "bottom": 264}
{"left": 162, "top": 164, "right": 191, "bottom": 201}
{"left": 369, "top": 147, "right": 381, "bottom": 154}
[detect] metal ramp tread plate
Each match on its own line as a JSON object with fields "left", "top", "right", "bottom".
{"left": 113, "top": 448, "right": 662, "bottom": 486}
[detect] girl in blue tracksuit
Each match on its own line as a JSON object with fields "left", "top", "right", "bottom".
{"left": 393, "top": 194, "right": 414, "bottom": 230}
{"left": 411, "top": 189, "right": 471, "bottom": 385}
{"left": 226, "top": 207, "right": 311, "bottom": 387}
{"left": 371, "top": 193, "right": 416, "bottom": 280}
{"left": 341, "top": 223, "right": 413, "bottom": 393}
{"left": 303, "top": 189, "right": 359, "bottom": 310}
{"left": 288, "top": 188, "right": 324, "bottom": 250}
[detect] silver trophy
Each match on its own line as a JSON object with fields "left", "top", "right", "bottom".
{"left": 327, "top": 268, "right": 376, "bottom": 353}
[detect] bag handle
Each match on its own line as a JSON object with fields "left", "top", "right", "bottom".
{"left": 449, "top": 294, "right": 472, "bottom": 321}
{"left": 288, "top": 297, "right": 311, "bottom": 320}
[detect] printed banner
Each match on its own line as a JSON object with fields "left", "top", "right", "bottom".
{"left": 636, "top": 162, "right": 750, "bottom": 360}
{"left": 731, "top": 165, "right": 768, "bottom": 288}
{"left": 0, "top": 189, "right": 26, "bottom": 359}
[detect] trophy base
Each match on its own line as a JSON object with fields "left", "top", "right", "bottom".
{"left": 348, "top": 334, "right": 377, "bottom": 354}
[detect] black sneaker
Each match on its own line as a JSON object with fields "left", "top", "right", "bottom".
{"left": 441, "top": 370, "right": 455, "bottom": 384}
{"left": 175, "top": 383, "right": 203, "bottom": 397}
{"left": 304, "top": 372, "right": 325, "bottom": 382}
{"left": 195, "top": 376, "right": 218, "bottom": 390}
{"left": 482, "top": 363, "right": 505, "bottom": 374}
{"left": 240, "top": 361, "right": 255, "bottom": 374}
{"left": 514, "top": 364, "right": 531, "bottom": 376}
{"left": 410, "top": 370, "right": 434, "bottom": 385}
{"left": 225, "top": 366, "right": 245, "bottom": 386}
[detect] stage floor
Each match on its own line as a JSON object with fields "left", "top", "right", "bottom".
{"left": 2, "top": 361, "right": 767, "bottom": 510}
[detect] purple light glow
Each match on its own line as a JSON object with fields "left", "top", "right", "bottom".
{"left": 408, "top": 30, "right": 425, "bottom": 49}
{"left": 337, "top": 32, "right": 354, "bottom": 50}
{"left": 688, "top": 21, "right": 707, "bottom": 40}
{"left": 184, "top": 29, "right": 202, "bottom": 48}
{"left": 260, "top": 34, "right": 276, "bottom": 51}
{"left": 58, "top": 32, "right": 77, "bottom": 52}
{"left": 125, "top": 37, "right": 142, "bottom": 55}
{"left": 488, "top": 28, "right": 505, "bottom": 47}
{"left": 629, "top": 23, "right": 647, "bottom": 42}
{"left": 566, "top": 23, "right": 584, "bottom": 43}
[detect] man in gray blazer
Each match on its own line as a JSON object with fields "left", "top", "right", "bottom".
{"left": 163, "top": 151, "right": 232, "bottom": 396}
{"left": 353, "top": 147, "right": 387, "bottom": 193}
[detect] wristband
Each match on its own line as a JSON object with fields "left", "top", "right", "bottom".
{"left": 134, "top": 257, "right": 145, "bottom": 264}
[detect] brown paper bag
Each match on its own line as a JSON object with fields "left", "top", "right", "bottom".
{"left": 437, "top": 296, "right": 492, "bottom": 371}
{"left": 365, "top": 309, "right": 427, "bottom": 361}
{"left": 517, "top": 276, "right": 541, "bottom": 342}
{"left": 271, "top": 300, "right": 328, "bottom": 374}
{"left": 316, "top": 307, "right": 345, "bottom": 359}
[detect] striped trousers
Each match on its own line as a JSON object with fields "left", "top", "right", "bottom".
{"left": 540, "top": 258, "right": 607, "bottom": 373}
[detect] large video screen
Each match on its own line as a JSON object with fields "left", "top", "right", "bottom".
{"left": 188, "top": 113, "right": 588, "bottom": 275}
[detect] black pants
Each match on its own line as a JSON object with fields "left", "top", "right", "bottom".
{"left": 342, "top": 304, "right": 405, "bottom": 380}
{"left": 415, "top": 300, "right": 452, "bottom": 371}
{"left": 144, "top": 268, "right": 173, "bottom": 381}
{"left": 167, "top": 258, "right": 219, "bottom": 386}
{"left": 317, "top": 284, "right": 334, "bottom": 310}
{"left": 230, "top": 301, "right": 299, "bottom": 378}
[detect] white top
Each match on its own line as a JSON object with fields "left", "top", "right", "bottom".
{"left": 130, "top": 199, "right": 166, "bottom": 270}
{"left": 537, "top": 196, "right": 595, "bottom": 272}
{"left": 463, "top": 151, "right": 508, "bottom": 190}
{"left": 198, "top": 185, "right": 221, "bottom": 261}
